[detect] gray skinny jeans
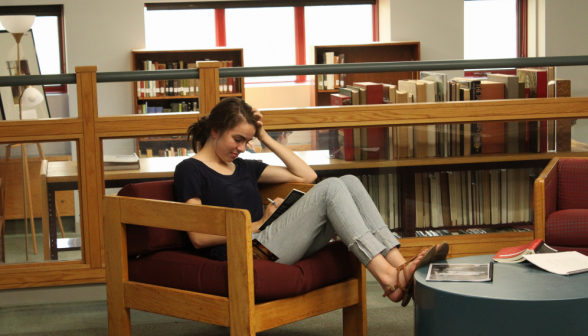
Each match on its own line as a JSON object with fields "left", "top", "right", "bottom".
{"left": 253, "top": 175, "right": 400, "bottom": 266}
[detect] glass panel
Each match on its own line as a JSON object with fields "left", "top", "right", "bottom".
{"left": 464, "top": 0, "right": 517, "bottom": 60}
{"left": 0, "top": 16, "right": 61, "bottom": 75}
{"left": 144, "top": 8, "right": 216, "bottom": 50}
{"left": 226, "top": 7, "right": 296, "bottom": 83}
{"left": 0, "top": 30, "right": 53, "bottom": 121}
{"left": 0, "top": 141, "right": 80, "bottom": 264}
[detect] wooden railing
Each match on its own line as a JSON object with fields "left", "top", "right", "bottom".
{"left": 0, "top": 60, "right": 587, "bottom": 289}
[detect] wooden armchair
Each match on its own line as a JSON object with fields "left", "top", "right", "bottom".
{"left": 104, "top": 181, "right": 367, "bottom": 335}
{"left": 535, "top": 157, "right": 588, "bottom": 255}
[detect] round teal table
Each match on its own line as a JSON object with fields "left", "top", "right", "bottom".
{"left": 414, "top": 254, "right": 588, "bottom": 336}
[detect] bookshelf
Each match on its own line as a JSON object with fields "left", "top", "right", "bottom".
{"left": 131, "top": 48, "right": 245, "bottom": 157}
{"left": 310, "top": 42, "right": 420, "bottom": 107}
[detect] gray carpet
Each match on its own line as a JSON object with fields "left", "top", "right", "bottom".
{"left": 0, "top": 280, "right": 415, "bottom": 336}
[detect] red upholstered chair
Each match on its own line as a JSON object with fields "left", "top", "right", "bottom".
{"left": 535, "top": 157, "right": 588, "bottom": 255}
{"left": 104, "top": 180, "right": 366, "bottom": 335}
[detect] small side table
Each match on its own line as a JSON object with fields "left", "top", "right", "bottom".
{"left": 414, "top": 254, "right": 588, "bottom": 336}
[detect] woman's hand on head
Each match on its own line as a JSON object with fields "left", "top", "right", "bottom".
{"left": 253, "top": 108, "right": 268, "bottom": 142}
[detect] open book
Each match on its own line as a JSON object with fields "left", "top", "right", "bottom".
{"left": 524, "top": 251, "right": 588, "bottom": 275}
{"left": 493, "top": 238, "right": 557, "bottom": 263}
{"left": 258, "top": 189, "right": 306, "bottom": 231}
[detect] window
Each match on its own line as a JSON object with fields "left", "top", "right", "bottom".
{"left": 144, "top": 9, "right": 216, "bottom": 50}
{"left": 226, "top": 7, "right": 296, "bottom": 83}
{"left": 0, "top": 5, "right": 66, "bottom": 93}
{"left": 144, "top": 2, "right": 376, "bottom": 85}
{"left": 464, "top": 0, "right": 517, "bottom": 60}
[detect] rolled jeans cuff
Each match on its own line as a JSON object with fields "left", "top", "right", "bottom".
{"left": 347, "top": 231, "right": 387, "bottom": 267}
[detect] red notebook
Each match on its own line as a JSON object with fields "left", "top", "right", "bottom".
{"left": 493, "top": 238, "right": 557, "bottom": 263}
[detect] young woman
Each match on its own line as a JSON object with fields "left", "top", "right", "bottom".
{"left": 174, "top": 97, "right": 447, "bottom": 304}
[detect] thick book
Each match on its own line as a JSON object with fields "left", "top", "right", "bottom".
{"left": 258, "top": 189, "right": 306, "bottom": 231}
{"left": 331, "top": 94, "right": 354, "bottom": 161}
{"left": 103, "top": 153, "right": 140, "bottom": 171}
{"left": 493, "top": 238, "right": 557, "bottom": 263}
{"left": 426, "top": 263, "right": 493, "bottom": 282}
{"left": 524, "top": 251, "right": 588, "bottom": 275}
{"left": 353, "top": 82, "right": 387, "bottom": 160}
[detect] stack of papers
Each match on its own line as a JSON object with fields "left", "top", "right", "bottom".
{"left": 524, "top": 251, "right": 588, "bottom": 275}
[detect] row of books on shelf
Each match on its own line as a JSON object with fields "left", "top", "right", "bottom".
{"left": 141, "top": 147, "right": 195, "bottom": 158}
{"left": 328, "top": 68, "right": 572, "bottom": 161}
{"left": 136, "top": 59, "right": 240, "bottom": 98}
{"left": 415, "top": 227, "right": 532, "bottom": 238}
{"left": 316, "top": 173, "right": 401, "bottom": 230}
{"left": 317, "top": 52, "right": 346, "bottom": 90}
{"left": 414, "top": 168, "right": 540, "bottom": 229}
{"left": 137, "top": 101, "right": 199, "bottom": 114}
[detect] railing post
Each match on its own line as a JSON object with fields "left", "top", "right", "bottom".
{"left": 197, "top": 61, "right": 220, "bottom": 115}
{"left": 76, "top": 66, "right": 103, "bottom": 268}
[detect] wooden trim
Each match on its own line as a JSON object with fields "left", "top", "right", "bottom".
{"left": 0, "top": 260, "right": 88, "bottom": 274}
{"left": 0, "top": 267, "right": 105, "bottom": 289}
{"left": 124, "top": 282, "right": 230, "bottom": 326}
{"left": 259, "top": 97, "right": 588, "bottom": 130}
{"left": 226, "top": 209, "right": 255, "bottom": 335}
{"left": 197, "top": 61, "right": 220, "bottom": 115}
{"left": 117, "top": 197, "right": 227, "bottom": 235}
{"left": 534, "top": 157, "right": 560, "bottom": 240}
{"left": 76, "top": 66, "right": 102, "bottom": 268}
{"left": 254, "top": 279, "right": 360, "bottom": 332}
{"left": 103, "top": 196, "right": 131, "bottom": 336}
{"left": 397, "top": 231, "right": 534, "bottom": 259}
{"left": 0, "top": 119, "right": 83, "bottom": 143}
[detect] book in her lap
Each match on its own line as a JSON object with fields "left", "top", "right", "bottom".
{"left": 258, "top": 189, "right": 306, "bottom": 231}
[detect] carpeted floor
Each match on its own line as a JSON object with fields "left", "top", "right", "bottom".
{"left": 0, "top": 279, "right": 415, "bottom": 336}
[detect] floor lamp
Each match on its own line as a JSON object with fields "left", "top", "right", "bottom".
{"left": 0, "top": 15, "right": 41, "bottom": 261}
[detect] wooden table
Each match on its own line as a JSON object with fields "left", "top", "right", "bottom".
{"left": 40, "top": 156, "right": 189, "bottom": 260}
{"left": 40, "top": 151, "right": 332, "bottom": 260}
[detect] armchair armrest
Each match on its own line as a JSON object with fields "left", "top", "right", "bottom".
{"left": 534, "top": 157, "right": 560, "bottom": 240}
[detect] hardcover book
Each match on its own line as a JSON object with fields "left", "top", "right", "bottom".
{"left": 493, "top": 238, "right": 557, "bottom": 263}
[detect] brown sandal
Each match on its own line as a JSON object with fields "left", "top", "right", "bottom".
{"left": 383, "top": 245, "right": 436, "bottom": 306}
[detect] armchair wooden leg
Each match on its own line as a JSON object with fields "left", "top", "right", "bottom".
{"left": 343, "top": 265, "right": 368, "bottom": 336}
{"left": 104, "top": 197, "right": 131, "bottom": 336}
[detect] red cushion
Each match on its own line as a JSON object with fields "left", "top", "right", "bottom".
{"left": 545, "top": 209, "right": 588, "bottom": 247}
{"left": 118, "top": 181, "right": 191, "bottom": 257}
{"left": 558, "top": 158, "right": 588, "bottom": 210}
{"left": 128, "top": 241, "right": 359, "bottom": 302}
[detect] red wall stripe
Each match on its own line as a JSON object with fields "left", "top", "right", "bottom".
{"left": 294, "top": 7, "right": 306, "bottom": 83}
{"left": 215, "top": 8, "right": 226, "bottom": 47}
{"left": 372, "top": 1, "right": 379, "bottom": 42}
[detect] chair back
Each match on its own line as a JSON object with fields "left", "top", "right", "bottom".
{"left": 558, "top": 158, "right": 588, "bottom": 210}
{"left": 118, "top": 180, "right": 191, "bottom": 257}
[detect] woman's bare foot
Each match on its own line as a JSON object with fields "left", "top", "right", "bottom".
{"left": 381, "top": 253, "right": 423, "bottom": 302}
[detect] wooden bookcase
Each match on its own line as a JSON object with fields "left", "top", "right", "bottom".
{"left": 131, "top": 48, "right": 245, "bottom": 157}
{"left": 310, "top": 42, "right": 420, "bottom": 106}
{"left": 304, "top": 42, "right": 586, "bottom": 257}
